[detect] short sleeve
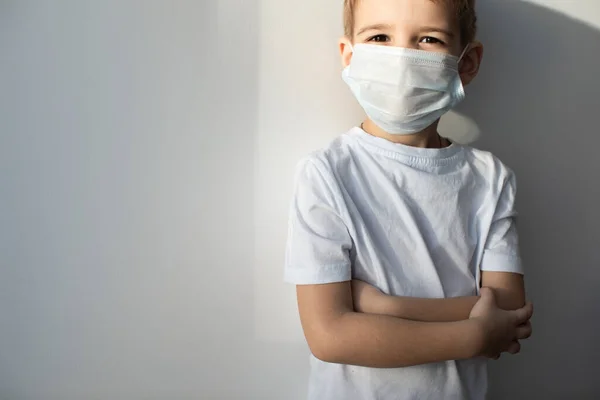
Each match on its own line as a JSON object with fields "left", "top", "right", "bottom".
{"left": 480, "top": 170, "right": 524, "bottom": 275}
{"left": 284, "top": 158, "right": 353, "bottom": 285}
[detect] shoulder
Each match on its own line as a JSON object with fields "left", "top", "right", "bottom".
{"left": 461, "top": 145, "right": 516, "bottom": 187}
{"left": 294, "top": 130, "right": 356, "bottom": 182}
{"left": 291, "top": 130, "right": 357, "bottom": 210}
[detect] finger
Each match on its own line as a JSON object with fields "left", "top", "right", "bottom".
{"left": 507, "top": 341, "right": 521, "bottom": 355}
{"left": 514, "top": 302, "right": 534, "bottom": 325}
{"left": 516, "top": 321, "right": 532, "bottom": 340}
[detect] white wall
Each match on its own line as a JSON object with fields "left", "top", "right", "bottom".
{"left": 1, "top": 1, "right": 599, "bottom": 399}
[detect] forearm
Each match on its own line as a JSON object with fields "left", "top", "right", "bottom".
{"left": 366, "top": 290, "right": 521, "bottom": 322}
{"left": 375, "top": 295, "right": 479, "bottom": 322}
{"left": 312, "top": 311, "right": 481, "bottom": 368}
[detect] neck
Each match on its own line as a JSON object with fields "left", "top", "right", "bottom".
{"left": 362, "top": 119, "right": 445, "bottom": 148}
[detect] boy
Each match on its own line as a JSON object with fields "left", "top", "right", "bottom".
{"left": 284, "top": 0, "right": 533, "bottom": 399}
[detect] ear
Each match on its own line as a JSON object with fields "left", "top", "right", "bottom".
{"left": 339, "top": 37, "right": 354, "bottom": 68}
{"left": 459, "top": 41, "right": 484, "bottom": 86}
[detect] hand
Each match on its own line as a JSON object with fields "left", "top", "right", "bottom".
{"left": 490, "top": 319, "right": 533, "bottom": 360}
{"left": 351, "top": 279, "right": 387, "bottom": 314}
{"left": 469, "top": 287, "right": 533, "bottom": 358}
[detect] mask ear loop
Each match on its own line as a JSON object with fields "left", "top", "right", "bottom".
{"left": 458, "top": 43, "right": 471, "bottom": 63}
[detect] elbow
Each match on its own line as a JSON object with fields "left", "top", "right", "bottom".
{"left": 306, "top": 330, "right": 339, "bottom": 363}
{"left": 304, "top": 318, "right": 346, "bottom": 363}
{"left": 309, "top": 342, "right": 334, "bottom": 363}
{"left": 311, "top": 344, "right": 348, "bottom": 365}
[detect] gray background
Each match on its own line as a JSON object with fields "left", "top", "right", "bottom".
{"left": 1, "top": 0, "right": 598, "bottom": 399}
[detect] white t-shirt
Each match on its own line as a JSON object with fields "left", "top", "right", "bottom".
{"left": 284, "top": 127, "right": 523, "bottom": 400}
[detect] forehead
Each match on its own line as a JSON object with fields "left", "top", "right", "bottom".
{"left": 354, "top": 0, "right": 458, "bottom": 31}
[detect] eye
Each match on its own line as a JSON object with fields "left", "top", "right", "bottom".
{"left": 420, "top": 36, "right": 445, "bottom": 45}
{"left": 367, "top": 34, "right": 390, "bottom": 43}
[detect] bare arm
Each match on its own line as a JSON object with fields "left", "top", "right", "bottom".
{"left": 352, "top": 272, "right": 526, "bottom": 322}
{"left": 375, "top": 295, "right": 478, "bottom": 322}
{"left": 352, "top": 280, "right": 478, "bottom": 322}
{"left": 297, "top": 281, "right": 532, "bottom": 368}
{"left": 481, "top": 271, "right": 525, "bottom": 309}
{"left": 298, "top": 281, "right": 481, "bottom": 368}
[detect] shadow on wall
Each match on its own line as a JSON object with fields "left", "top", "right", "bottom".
{"left": 456, "top": 2, "right": 600, "bottom": 399}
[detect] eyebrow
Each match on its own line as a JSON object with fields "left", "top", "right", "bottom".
{"left": 420, "top": 27, "right": 455, "bottom": 38}
{"left": 356, "top": 23, "right": 394, "bottom": 36}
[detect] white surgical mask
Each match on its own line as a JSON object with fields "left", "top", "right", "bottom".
{"left": 343, "top": 44, "right": 469, "bottom": 135}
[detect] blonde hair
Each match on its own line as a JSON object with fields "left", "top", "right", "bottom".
{"left": 343, "top": 0, "right": 477, "bottom": 45}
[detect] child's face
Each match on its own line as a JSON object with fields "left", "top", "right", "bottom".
{"left": 340, "top": 0, "right": 482, "bottom": 86}
{"left": 348, "top": 0, "right": 462, "bottom": 55}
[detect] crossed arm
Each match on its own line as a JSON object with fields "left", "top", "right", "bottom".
{"left": 297, "top": 282, "right": 485, "bottom": 368}
{"left": 296, "top": 271, "right": 530, "bottom": 368}
{"left": 351, "top": 271, "right": 526, "bottom": 322}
